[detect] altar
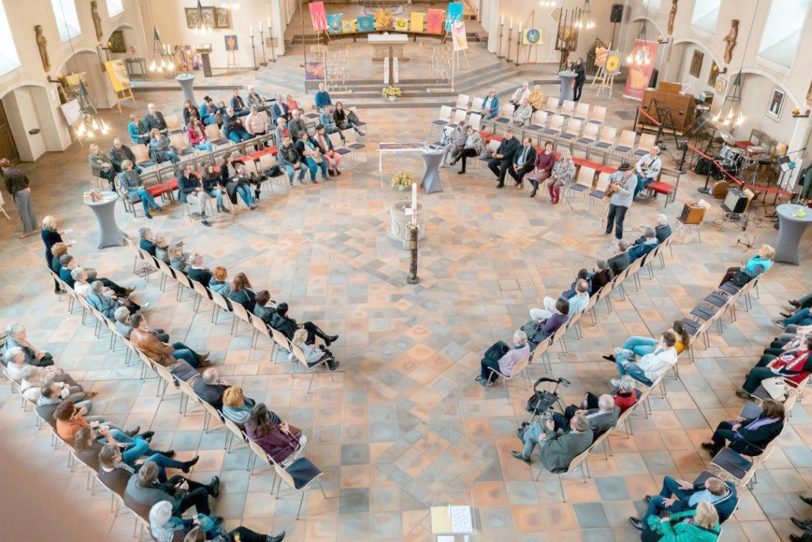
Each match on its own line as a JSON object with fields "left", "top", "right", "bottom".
{"left": 369, "top": 33, "right": 409, "bottom": 81}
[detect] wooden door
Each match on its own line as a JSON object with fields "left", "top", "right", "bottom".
{"left": 0, "top": 100, "right": 19, "bottom": 164}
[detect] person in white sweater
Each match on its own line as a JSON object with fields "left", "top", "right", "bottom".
{"left": 611, "top": 331, "right": 677, "bottom": 386}
{"left": 477, "top": 329, "right": 530, "bottom": 386}
{"left": 289, "top": 328, "right": 339, "bottom": 371}
{"left": 530, "top": 279, "right": 590, "bottom": 321}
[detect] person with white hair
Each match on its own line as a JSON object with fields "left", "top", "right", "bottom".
{"left": 509, "top": 82, "right": 531, "bottom": 110}
{"left": 271, "top": 93, "right": 290, "bottom": 125}
{"left": 193, "top": 367, "right": 232, "bottom": 410}
{"left": 119, "top": 160, "right": 164, "bottom": 219}
{"left": 570, "top": 375, "right": 639, "bottom": 418}
{"left": 88, "top": 143, "right": 116, "bottom": 189}
{"left": 531, "top": 279, "right": 590, "bottom": 322}
{"left": 655, "top": 213, "right": 672, "bottom": 242}
{"left": 4, "top": 322, "right": 52, "bottom": 366}
{"left": 139, "top": 227, "right": 157, "bottom": 255}
{"left": 628, "top": 227, "right": 659, "bottom": 262}
{"left": 552, "top": 393, "right": 620, "bottom": 440}
{"left": 143, "top": 102, "right": 168, "bottom": 134}
{"left": 86, "top": 280, "right": 142, "bottom": 318}
{"left": 476, "top": 329, "right": 530, "bottom": 386}
{"left": 246, "top": 85, "right": 268, "bottom": 111}
{"left": 71, "top": 267, "right": 92, "bottom": 297}
{"left": 512, "top": 411, "right": 593, "bottom": 468}
{"left": 634, "top": 146, "right": 662, "bottom": 200}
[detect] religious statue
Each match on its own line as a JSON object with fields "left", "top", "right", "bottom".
{"left": 91, "top": 0, "right": 103, "bottom": 42}
{"left": 667, "top": 0, "right": 678, "bottom": 35}
{"left": 723, "top": 19, "right": 739, "bottom": 64}
{"left": 35, "top": 25, "right": 50, "bottom": 72}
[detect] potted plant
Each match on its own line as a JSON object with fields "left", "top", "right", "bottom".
{"left": 382, "top": 85, "right": 402, "bottom": 102}
{"left": 390, "top": 170, "right": 413, "bottom": 191}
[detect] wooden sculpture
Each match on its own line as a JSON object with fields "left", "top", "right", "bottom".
{"left": 723, "top": 19, "right": 739, "bottom": 64}
{"left": 667, "top": 0, "right": 678, "bottom": 35}
{"left": 35, "top": 25, "right": 50, "bottom": 72}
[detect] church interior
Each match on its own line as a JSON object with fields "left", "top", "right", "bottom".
{"left": 1, "top": 1, "right": 812, "bottom": 541}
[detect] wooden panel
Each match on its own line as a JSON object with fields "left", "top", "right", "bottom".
{"left": 640, "top": 88, "right": 696, "bottom": 132}
{"left": 0, "top": 100, "right": 18, "bottom": 164}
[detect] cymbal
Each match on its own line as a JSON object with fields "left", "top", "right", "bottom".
{"left": 719, "top": 131, "right": 736, "bottom": 145}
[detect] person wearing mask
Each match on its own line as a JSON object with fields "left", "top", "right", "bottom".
{"left": 634, "top": 146, "right": 662, "bottom": 200}
{"left": 487, "top": 130, "right": 520, "bottom": 189}
{"left": 604, "top": 162, "right": 636, "bottom": 240}
{"left": 2, "top": 158, "right": 38, "bottom": 238}
{"left": 507, "top": 137, "right": 536, "bottom": 188}
{"left": 118, "top": 160, "right": 163, "bottom": 219}
{"left": 526, "top": 141, "right": 556, "bottom": 198}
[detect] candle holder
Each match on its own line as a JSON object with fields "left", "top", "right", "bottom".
{"left": 250, "top": 34, "right": 258, "bottom": 70}
{"left": 258, "top": 28, "right": 268, "bottom": 66}
{"left": 497, "top": 23, "right": 505, "bottom": 59}
{"left": 506, "top": 27, "right": 513, "bottom": 63}
{"left": 515, "top": 29, "right": 521, "bottom": 66}
{"left": 407, "top": 223, "right": 419, "bottom": 284}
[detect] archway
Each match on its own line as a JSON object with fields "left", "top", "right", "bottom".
{"left": 666, "top": 38, "right": 724, "bottom": 97}
{"left": 0, "top": 83, "right": 68, "bottom": 161}
{"left": 57, "top": 49, "right": 116, "bottom": 110}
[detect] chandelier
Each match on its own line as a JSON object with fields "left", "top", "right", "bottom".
{"left": 148, "top": 28, "right": 176, "bottom": 73}
{"left": 74, "top": 81, "right": 109, "bottom": 139}
{"left": 712, "top": 73, "right": 745, "bottom": 126}
{"left": 573, "top": 0, "right": 595, "bottom": 29}
{"left": 626, "top": 15, "right": 652, "bottom": 67}
{"left": 539, "top": 0, "right": 556, "bottom": 7}
{"left": 193, "top": 1, "right": 213, "bottom": 34}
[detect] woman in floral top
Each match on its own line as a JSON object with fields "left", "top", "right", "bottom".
{"left": 547, "top": 150, "right": 576, "bottom": 204}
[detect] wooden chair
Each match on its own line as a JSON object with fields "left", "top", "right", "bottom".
{"left": 591, "top": 126, "right": 617, "bottom": 160}
{"left": 587, "top": 105, "right": 606, "bottom": 124}
{"left": 542, "top": 96, "right": 559, "bottom": 114}
{"left": 467, "top": 113, "right": 482, "bottom": 132}
{"left": 469, "top": 96, "right": 484, "bottom": 113}
{"left": 560, "top": 99, "right": 576, "bottom": 117}
{"left": 205, "top": 124, "right": 228, "bottom": 147}
{"left": 131, "top": 143, "right": 157, "bottom": 169}
{"left": 572, "top": 102, "right": 590, "bottom": 120}
{"left": 454, "top": 94, "right": 470, "bottom": 110}
{"left": 633, "top": 132, "right": 658, "bottom": 157}
{"left": 565, "top": 165, "right": 596, "bottom": 209}
{"left": 542, "top": 114, "right": 566, "bottom": 141}
{"left": 612, "top": 129, "right": 637, "bottom": 158}
{"left": 164, "top": 113, "right": 182, "bottom": 134}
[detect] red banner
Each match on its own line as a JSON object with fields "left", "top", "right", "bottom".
{"left": 623, "top": 40, "right": 658, "bottom": 101}
{"left": 308, "top": 1, "right": 328, "bottom": 32}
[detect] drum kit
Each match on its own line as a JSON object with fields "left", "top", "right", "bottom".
{"left": 710, "top": 131, "right": 775, "bottom": 198}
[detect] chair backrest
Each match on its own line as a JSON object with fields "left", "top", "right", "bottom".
{"left": 176, "top": 377, "right": 197, "bottom": 400}
{"left": 153, "top": 362, "right": 175, "bottom": 387}
{"left": 575, "top": 165, "right": 596, "bottom": 188}
{"left": 205, "top": 124, "right": 223, "bottom": 141}
{"left": 598, "top": 126, "right": 617, "bottom": 144}
{"left": 574, "top": 102, "right": 590, "bottom": 118}
{"left": 565, "top": 118, "right": 583, "bottom": 136}
{"left": 455, "top": 94, "right": 470, "bottom": 109}
{"left": 565, "top": 447, "right": 591, "bottom": 473}
{"left": 617, "top": 129, "right": 637, "bottom": 148}
{"left": 549, "top": 114, "right": 565, "bottom": 131}
{"left": 170, "top": 133, "right": 188, "bottom": 151}
{"left": 190, "top": 279, "right": 210, "bottom": 299}
{"left": 545, "top": 96, "right": 559, "bottom": 110}
{"left": 486, "top": 139, "right": 501, "bottom": 153}
{"left": 200, "top": 398, "right": 223, "bottom": 424}
{"left": 290, "top": 342, "right": 311, "bottom": 370}
{"left": 210, "top": 291, "right": 231, "bottom": 312}
{"left": 328, "top": 132, "right": 344, "bottom": 149}
{"left": 593, "top": 172, "right": 611, "bottom": 193}
{"left": 243, "top": 159, "right": 259, "bottom": 175}
{"left": 249, "top": 313, "right": 271, "bottom": 337}
{"left": 468, "top": 113, "right": 481, "bottom": 131}
{"left": 499, "top": 103, "right": 514, "bottom": 118}
{"left": 165, "top": 113, "right": 181, "bottom": 131}
{"left": 588, "top": 105, "right": 606, "bottom": 123}
{"left": 231, "top": 301, "right": 251, "bottom": 323}
{"left": 132, "top": 144, "right": 150, "bottom": 162}
{"left": 530, "top": 110, "right": 548, "bottom": 128}
{"left": 224, "top": 417, "right": 246, "bottom": 443}
{"left": 508, "top": 353, "right": 531, "bottom": 380}
{"left": 247, "top": 439, "right": 272, "bottom": 467}
{"left": 270, "top": 327, "right": 291, "bottom": 351}
{"left": 259, "top": 153, "right": 278, "bottom": 171}
{"left": 175, "top": 271, "right": 193, "bottom": 290}
{"left": 344, "top": 129, "right": 359, "bottom": 145}
{"left": 156, "top": 259, "right": 176, "bottom": 279}
{"left": 582, "top": 122, "right": 599, "bottom": 140}
{"left": 637, "top": 132, "right": 658, "bottom": 150}
{"left": 438, "top": 105, "right": 452, "bottom": 121}
{"left": 470, "top": 97, "right": 484, "bottom": 111}
{"left": 561, "top": 100, "right": 576, "bottom": 115}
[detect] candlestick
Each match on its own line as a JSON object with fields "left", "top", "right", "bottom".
{"left": 250, "top": 34, "right": 258, "bottom": 70}
{"left": 259, "top": 21, "right": 263, "bottom": 32}
{"left": 497, "top": 23, "right": 505, "bottom": 59}
{"left": 267, "top": 17, "right": 276, "bottom": 62}
{"left": 249, "top": 25, "right": 254, "bottom": 37}
{"left": 411, "top": 182, "right": 417, "bottom": 223}
{"left": 515, "top": 29, "right": 521, "bottom": 67}
{"left": 267, "top": 17, "right": 271, "bottom": 28}
{"left": 259, "top": 28, "right": 267, "bottom": 66}
{"left": 506, "top": 25, "right": 513, "bottom": 62}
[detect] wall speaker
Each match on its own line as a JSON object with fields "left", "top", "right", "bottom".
{"left": 610, "top": 4, "right": 624, "bottom": 23}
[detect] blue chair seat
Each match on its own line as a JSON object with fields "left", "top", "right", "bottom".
{"left": 577, "top": 137, "right": 595, "bottom": 145}
{"left": 569, "top": 184, "right": 588, "bottom": 192}
{"left": 614, "top": 145, "right": 631, "bottom": 153}
{"left": 593, "top": 142, "right": 611, "bottom": 149}
{"left": 589, "top": 190, "right": 605, "bottom": 199}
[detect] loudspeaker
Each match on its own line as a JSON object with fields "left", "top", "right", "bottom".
{"left": 723, "top": 187, "right": 748, "bottom": 214}
{"left": 610, "top": 4, "right": 624, "bottom": 23}
{"left": 679, "top": 202, "right": 706, "bottom": 225}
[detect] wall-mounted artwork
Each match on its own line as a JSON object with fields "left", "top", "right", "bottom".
{"left": 707, "top": 60, "right": 720, "bottom": 87}
{"left": 214, "top": 8, "right": 232, "bottom": 29}
{"left": 108, "top": 29, "right": 126, "bottom": 53}
{"left": 767, "top": 87, "right": 785, "bottom": 120}
{"left": 689, "top": 49, "right": 703, "bottom": 78}
{"left": 185, "top": 7, "right": 215, "bottom": 29}
{"left": 224, "top": 34, "right": 238, "bottom": 52}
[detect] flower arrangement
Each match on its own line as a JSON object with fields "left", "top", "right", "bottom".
{"left": 381, "top": 85, "right": 402, "bottom": 99}
{"left": 390, "top": 170, "right": 413, "bottom": 191}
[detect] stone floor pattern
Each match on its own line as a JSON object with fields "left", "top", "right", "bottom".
{"left": 0, "top": 77, "right": 811, "bottom": 542}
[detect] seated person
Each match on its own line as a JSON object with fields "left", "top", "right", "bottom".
{"left": 645, "top": 501, "right": 721, "bottom": 542}
{"left": 244, "top": 403, "right": 305, "bottom": 465}
{"left": 223, "top": 107, "right": 252, "bottom": 143}
{"left": 37, "top": 380, "right": 94, "bottom": 416}
{"left": 719, "top": 244, "right": 774, "bottom": 287}
{"left": 546, "top": 150, "right": 576, "bottom": 203}
{"left": 194, "top": 367, "right": 231, "bottom": 410}
{"left": 53, "top": 399, "right": 133, "bottom": 443}
{"left": 313, "top": 124, "right": 343, "bottom": 176}
{"left": 187, "top": 254, "right": 213, "bottom": 286}
{"left": 609, "top": 331, "right": 678, "bottom": 387}
{"left": 509, "top": 82, "right": 530, "bottom": 110}
{"left": 553, "top": 393, "right": 620, "bottom": 440}
{"left": 319, "top": 105, "right": 345, "bottom": 142}
{"left": 269, "top": 302, "right": 339, "bottom": 346}
{"left": 208, "top": 266, "right": 230, "bottom": 296}
{"left": 526, "top": 141, "right": 556, "bottom": 198}
{"left": 531, "top": 279, "right": 590, "bottom": 322}
{"left": 633, "top": 146, "right": 662, "bottom": 200}
{"left": 521, "top": 298, "right": 569, "bottom": 350}
{"left": 130, "top": 314, "right": 207, "bottom": 368}
{"left": 277, "top": 135, "right": 307, "bottom": 186}
{"left": 3, "top": 321, "right": 53, "bottom": 367}
{"left": 144, "top": 103, "right": 168, "bottom": 134}
{"left": 124, "top": 461, "right": 219, "bottom": 520}
{"left": 564, "top": 375, "right": 640, "bottom": 417}
{"left": 701, "top": 399, "right": 785, "bottom": 457}
{"left": 480, "top": 88, "right": 500, "bottom": 120}
{"left": 186, "top": 119, "right": 212, "bottom": 153}
{"left": 219, "top": 153, "right": 258, "bottom": 209}
{"left": 287, "top": 108, "right": 307, "bottom": 142}
{"left": 589, "top": 260, "right": 614, "bottom": 296}
{"left": 154, "top": 237, "right": 170, "bottom": 263}
{"left": 227, "top": 272, "right": 256, "bottom": 312}
{"left": 448, "top": 126, "right": 483, "bottom": 175}
{"left": 507, "top": 137, "right": 536, "bottom": 187}
{"left": 527, "top": 84, "right": 544, "bottom": 111}
{"left": 20, "top": 365, "right": 70, "bottom": 403}
{"left": 654, "top": 213, "right": 672, "bottom": 243}
{"left": 512, "top": 412, "right": 593, "bottom": 469}
{"left": 180, "top": 524, "right": 286, "bottom": 542}
{"left": 114, "top": 306, "right": 168, "bottom": 342}
{"left": 774, "top": 307, "right": 812, "bottom": 329}
{"left": 440, "top": 123, "right": 466, "bottom": 168}
{"left": 230, "top": 88, "right": 248, "bottom": 114}
{"left": 253, "top": 289, "right": 275, "bottom": 325}
{"left": 295, "top": 131, "right": 327, "bottom": 183}
{"left": 245, "top": 105, "right": 271, "bottom": 138}
{"left": 628, "top": 227, "right": 658, "bottom": 262}
{"left": 5, "top": 347, "right": 87, "bottom": 397}
{"left": 788, "top": 292, "right": 812, "bottom": 312}
{"left": 735, "top": 335, "right": 812, "bottom": 399}
{"left": 607, "top": 241, "right": 630, "bottom": 276}
{"left": 333, "top": 101, "right": 365, "bottom": 136}
{"left": 560, "top": 269, "right": 589, "bottom": 300}
{"left": 199, "top": 96, "right": 219, "bottom": 125}
{"left": 201, "top": 164, "right": 229, "bottom": 214}
{"left": 98, "top": 443, "right": 135, "bottom": 495}
{"left": 222, "top": 386, "right": 256, "bottom": 426}
{"left": 86, "top": 279, "right": 141, "bottom": 318}
{"left": 289, "top": 328, "right": 339, "bottom": 371}
{"left": 168, "top": 243, "right": 190, "bottom": 274}
{"left": 604, "top": 321, "right": 691, "bottom": 361}
{"left": 512, "top": 99, "right": 533, "bottom": 126}
{"left": 148, "top": 129, "right": 180, "bottom": 164}
{"left": 128, "top": 113, "right": 150, "bottom": 145}
{"left": 629, "top": 474, "right": 737, "bottom": 531}
{"left": 118, "top": 160, "right": 163, "bottom": 219}
{"left": 88, "top": 143, "right": 116, "bottom": 189}
{"left": 246, "top": 85, "right": 268, "bottom": 110}
{"left": 60, "top": 255, "right": 131, "bottom": 298}
{"left": 139, "top": 227, "right": 157, "bottom": 255}
{"left": 182, "top": 100, "right": 201, "bottom": 127}
{"left": 179, "top": 164, "right": 213, "bottom": 227}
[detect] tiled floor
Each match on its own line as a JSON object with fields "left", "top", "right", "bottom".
{"left": 0, "top": 64, "right": 811, "bottom": 542}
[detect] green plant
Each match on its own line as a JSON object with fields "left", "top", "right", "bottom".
{"left": 390, "top": 170, "right": 413, "bottom": 191}
{"left": 382, "top": 85, "right": 402, "bottom": 99}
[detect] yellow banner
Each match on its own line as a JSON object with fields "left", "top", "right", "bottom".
{"left": 104, "top": 59, "right": 131, "bottom": 93}
{"left": 410, "top": 11, "right": 425, "bottom": 33}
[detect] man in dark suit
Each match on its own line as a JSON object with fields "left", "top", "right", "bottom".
{"left": 573, "top": 57, "right": 586, "bottom": 101}
{"left": 187, "top": 254, "right": 213, "bottom": 285}
{"left": 487, "top": 129, "right": 520, "bottom": 189}
{"left": 607, "top": 241, "right": 630, "bottom": 276}
{"left": 512, "top": 412, "right": 593, "bottom": 471}
{"left": 271, "top": 94, "right": 290, "bottom": 126}
{"left": 230, "top": 88, "right": 249, "bottom": 115}
{"left": 589, "top": 260, "right": 614, "bottom": 296}
{"left": 143, "top": 103, "right": 167, "bottom": 134}
{"left": 630, "top": 474, "right": 737, "bottom": 531}
{"left": 109, "top": 138, "right": 140, "bottom": 174}
{"left": 193, "top": 367, "right": 231, "bottom": 410}
{"left": 507, "top": 136, "right": 536, "bottom": 188}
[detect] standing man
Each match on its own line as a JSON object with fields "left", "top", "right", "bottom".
{"left": 487, "top": 130, "right": 520, "bottom": 189}
{"left": 605, "top": 162, "right": 636, "bottom": 240}
{"left": 634, "top": 146, "right": 662, "bottom": 200}
{"left": 508, "top": 137, "right": 536, "bottom": 188}
{"left": 2, "top": 158, "right": 37, "bottom": 238}
{"left": 573, "top": 58, "right": 587, "bottom": 101}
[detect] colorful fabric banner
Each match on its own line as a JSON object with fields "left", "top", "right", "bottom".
{"left": 623, "top": 40, "right": 659, "bottom": 100}
{"left": 451, "top": 21, "right": 467, "bottom": 51}
{"left": 374, "top": 9, "right": 393, "bottom": 30}
{"left": 341, "top": 19, "right": 357, "bottom": 33}
{"left": 522, "top": 28, "right": 542, "bottom": 45}
{"left": 409, "top": 12, "right": 425, "bottom": 33}
{"left": 445, "top": 2, "right": 463, "bottom": 30}
{"left": 393, "top": 16, "right": 409, "bottom": 32}
{"left": 426, "top": 8, "right": 445, "bottom": 34}
{"left": 308, "top": 1, "right": 328, "bottom": 32}
{"left": 327, "top": 13, "right": 343, "bottom": 34}
{"left": 356, "top": 15, "right": 375, "bottom": 32}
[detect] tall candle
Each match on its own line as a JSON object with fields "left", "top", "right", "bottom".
{"left": 249, "top": 25, "right": 254, "bottom": 37}
{"left": 519, "top": 22, "right": 523, "bottom": 33}
{"left": 501, "top": 15, "right": 504, "bottom": 25}
{"left": 259, "top": 21, "right": 263, "bottom": 32}
{"left": 267, "top": 17, "right": 272, "bottom": 29}
{"left": 411, "top": 183, "right": 417, "bottom": 214}
{"left": 509, "top": 18, "right": 514, "bottom": 29}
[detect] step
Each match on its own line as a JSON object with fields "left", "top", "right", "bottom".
{"left": 331, "top": 88, "right": 455, "bottom": 99}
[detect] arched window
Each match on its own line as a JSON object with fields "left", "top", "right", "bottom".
{"left": 690, "top": 0, "right": 721, "bottom": 34}
{"left": 106, "top": 0, "right": 123, "bottom": 16}
{"left": 51, "top": 0, "right": 81, "bottom": 42}
{"left": 758, "top": 0, "right": 811, "bottom": 68}
{"left": 643, "top": 0, "right": 662, "bottom": 12}
{"left": 0, "top": 0, "right": 21, "bottom": 76}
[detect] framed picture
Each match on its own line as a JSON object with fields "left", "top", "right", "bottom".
{"left": 224, "top": 34, "right": 238, "bottom": 52}
{"left": 214, "top": 7, "right": 232, "bottom": 29}
{"left": 108, "top": 29, "right": 126, "bottom": 53}
{"left": 807, "top": 80, "right": 812, "bottom": 106}
{"left": 707, "top": 60, "right": 720, "bottom": 87}
{"left": 767, "top": 87, "right": 785, "bottom": 120}
{"left": 185, "top": 7, "right": 215, "bottom": 29}
{"left": 689, "top": 49, "right": 703, "bottom": 78}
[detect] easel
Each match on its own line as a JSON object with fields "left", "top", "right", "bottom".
{"left": 226, "top": 50, "right": 239, "bottom": 69}
{"left": 594, "top": 67, "right": 616, "bottom": 98}
{"left": 113, "top": 88, "right": 136, "bottom": 113}
{"left": 520, "top": 10, "right": 540, "bottom": 65}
